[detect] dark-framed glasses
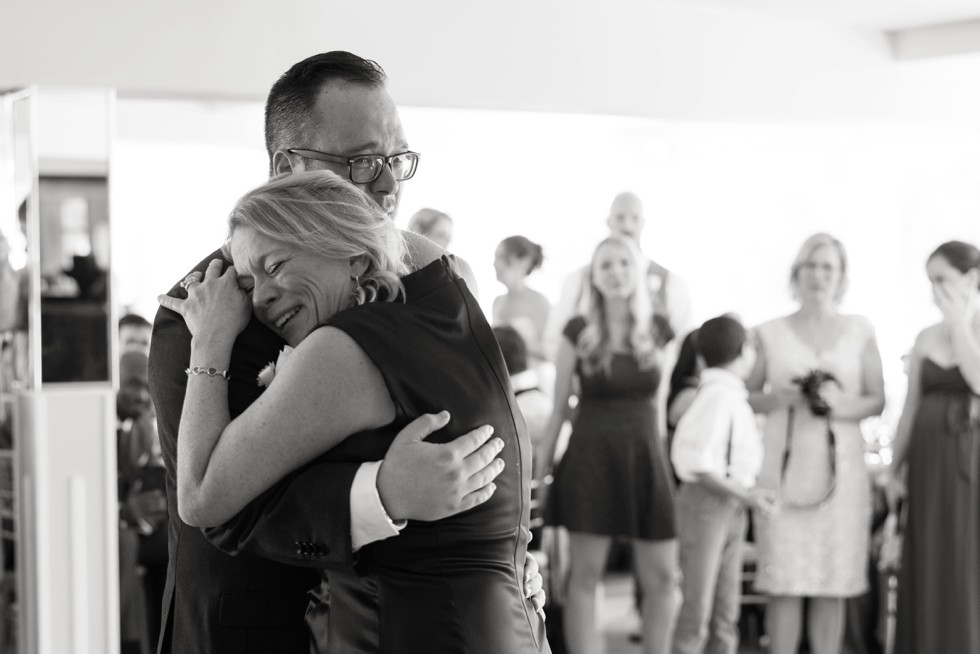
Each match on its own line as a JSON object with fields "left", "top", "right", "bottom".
{"left": 287, "top": 148, "right": 420, "bottom": 184}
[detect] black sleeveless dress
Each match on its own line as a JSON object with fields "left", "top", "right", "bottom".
{"left": 895, "top": 359, "right": 980, "bottom": 653}
{"left": 311, "top": 258, "right": 549, "bottom": 654}
{"left": 545, "top": 316, "right": 675, "bottom": 540}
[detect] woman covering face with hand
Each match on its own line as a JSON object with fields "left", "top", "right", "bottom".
{"left": 161, "top": 170, "right": 549, "bottom": 654}
{"left": 886, "top": 240, "right": 980, "bottom": 654}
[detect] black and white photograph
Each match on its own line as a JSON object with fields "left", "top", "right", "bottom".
{"left": 2, "top": 2, "right": 979, "bottom": 653}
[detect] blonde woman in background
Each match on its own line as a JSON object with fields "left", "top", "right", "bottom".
{"left": 540, "top": 235, "right": 679, "bottom": 654}
{"left": 747, "top": 233, "right": 885, "bottom": 654}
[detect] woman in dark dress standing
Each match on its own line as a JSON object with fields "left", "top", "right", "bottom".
{"left": 886, "top": 240, "right": 980, "bottom": 654}
{"left": 161, "top": 170, "right": 548, "bottom": 653}
{"left": 540, "top": 235, "right": 679, "bottom": 654}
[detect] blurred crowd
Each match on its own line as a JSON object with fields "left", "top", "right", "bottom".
{"left": 423, "top": 192, "right": 979, "bottom": 654}
{"left": 28, "top": 188, "right": 977, "bottom": 654}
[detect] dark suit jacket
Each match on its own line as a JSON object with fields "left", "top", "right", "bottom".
{"left": 149, "top": 249, "right": 359, "bottom": 654}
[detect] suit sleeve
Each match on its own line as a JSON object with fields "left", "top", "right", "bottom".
{"left": 148, "top": 257, "right": 361, "bottom": 571}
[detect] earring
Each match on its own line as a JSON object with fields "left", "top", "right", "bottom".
{"left": 349, "top": 275, "right": 366, "bottom": 307}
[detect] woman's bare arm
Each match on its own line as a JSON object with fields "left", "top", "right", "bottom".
{"left": 821, "top": 319, "right": 885, "bottom": 421}
{"left": 537, "top": 338, "right": 576, "bottom": 480}
{"left": 178, "top": 326, "right": 395, "bottom": 527}
{"left": 889, "top": 330, "right": 927, "bottom": 473}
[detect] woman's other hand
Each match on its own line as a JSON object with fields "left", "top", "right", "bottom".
{"left": 159, "top": 259, "right": 251, "bottom": 345}
{"left": 880, "top": 468, "right": 907, "bottom": 511}
{"left": 935, "top": 280, "right": 976, "bottom": 328}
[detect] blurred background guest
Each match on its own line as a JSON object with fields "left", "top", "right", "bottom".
{"left": 545, "top": 191, "right": 689, "bottom": 361}
{"left": 747, "top": 233, "right": 885, "bottom": 654}
{"left": 493, "top": 325, "right": 551, "bottom": 468}
{"left": 665, "top": 328, "right": 703, "bottom": 472}
{"left": 671, "top": 315, "right": 776, "bottom": 654}
{"left": 406, "top": 207, "right": 454, "bottom": 250}
{"left": 118, "top": 312, "right": 152, "bottom": 355}
{"left": 540, "top": 235, "right": 679, "bottom": 654}
{"left": 886, "top": 240, "right": 980, "bottom": 654}
{"left": 117, "top": 349, "right": 167, "bottom": 653}
{"left": 493, "top": 235, "right": 551, "bottom": 366}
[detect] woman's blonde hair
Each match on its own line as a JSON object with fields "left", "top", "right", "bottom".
{"left": 224, "top": 170, "right": 408, "bottom": 303}
{"left": 578, "top": 235, "right": 657, "bottom": 374}
{"left": 790, "top": 232, "right": 849, "bottom": 303}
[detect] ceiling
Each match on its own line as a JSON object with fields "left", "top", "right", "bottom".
{"left": 681, "top": 0, "right": 980, "bottom": 30}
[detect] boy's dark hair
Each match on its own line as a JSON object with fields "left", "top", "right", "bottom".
{"left": 696, "top": 315, "right": 747, "bottom": 368}
{"left": 493, "top": 325, "right": 528, "bottom": 375}
{"left": 264, "top": 51, "right": 387, "bottom": 171}
{"left": 118, "top": 313, "right": 151, "bottom": 330}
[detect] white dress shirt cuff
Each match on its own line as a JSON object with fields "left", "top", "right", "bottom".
{"left": 350, "top": 461, "right": 406, "bottom": 552}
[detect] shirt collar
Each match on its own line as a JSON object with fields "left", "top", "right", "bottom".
{"left": 510, "top": 369, "right": 540, "bottom": 393}
{"left": 699, "top": 367, "right": 748, "bottom": 394}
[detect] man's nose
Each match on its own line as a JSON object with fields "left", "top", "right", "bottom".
{"left": 369, "top": 160, "right": 399, "bottom": 197}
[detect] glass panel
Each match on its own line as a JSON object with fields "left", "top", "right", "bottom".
{"left": 0, "top": 85, "right": 35, "bottom": 654}
{"left": 36, "top": 88, "right": 113, "bottom": 385}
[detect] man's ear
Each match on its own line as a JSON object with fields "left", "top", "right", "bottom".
{"left": 271, "top": 150, "right": 299, "bottom": 177}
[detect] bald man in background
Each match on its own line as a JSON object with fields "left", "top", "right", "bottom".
{"left": 545, "top": 191, "right": 691, "bottom": 361}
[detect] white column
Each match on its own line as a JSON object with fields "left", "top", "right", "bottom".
{"left": 16, "top": 384, "right": 119, "bottom": 654}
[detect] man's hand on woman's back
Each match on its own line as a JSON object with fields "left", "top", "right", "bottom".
{"left": 377, "top": 412, "right": 503, "bottom": 522}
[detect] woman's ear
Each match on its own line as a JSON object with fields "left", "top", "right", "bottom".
{"left": 966, "top": 267, "right": 980, "bottom": 292}
{"left": 349, "top": 255, "right": 370, "bottom": 279}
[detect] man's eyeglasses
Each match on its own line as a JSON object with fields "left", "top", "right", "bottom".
{"left": 287, "top": 148, "right": 420, "bottom": 184}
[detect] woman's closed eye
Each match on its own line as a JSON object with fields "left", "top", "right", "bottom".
{"left": 266, "top": 259, "right": 284, "bottom": 276}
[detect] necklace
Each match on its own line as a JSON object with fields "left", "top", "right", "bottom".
{"left": 788, "top": 313, "right": 846, "bottom": 355}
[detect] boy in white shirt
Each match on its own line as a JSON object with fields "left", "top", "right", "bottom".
{"left": 671, "top": 315, "right": 778, "bottom": 654}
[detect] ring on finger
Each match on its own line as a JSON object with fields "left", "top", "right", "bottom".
{"left": 179, "top": 278, "right": 199, "bottom": 290}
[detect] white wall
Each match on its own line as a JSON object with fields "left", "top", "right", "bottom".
{"left": 1, "top": 0, "right": 898, "bottom": 121}
{"left": 110, "top": 96, "right": 980, "bottom": 433}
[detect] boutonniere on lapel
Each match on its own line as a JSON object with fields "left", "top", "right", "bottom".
{"left": 257, "top": 346, "right": 295, "bottom": 388}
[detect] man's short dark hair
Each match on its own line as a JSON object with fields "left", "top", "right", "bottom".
{"left": 264, "top": 51, "right": 387, "bottom": 171}
{"left": 119, "top": 313, "right": 151, "bottom": 330}
{"left": 493, "top": 325, "right": 529, "bottom": 375}
{"left": 696, "top": 315, "right": 747, "bottom": 369}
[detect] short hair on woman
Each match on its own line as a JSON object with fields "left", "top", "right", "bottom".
{"left": 493, "top": 325, "right": 529, "bottom": 375}
{"left": 264, "top": 51, "right": 387, "bottom": 171}
{"left": 930, "top": 240, "right": 980, "bottom": 288}
{"left": 225, "top": 170, "right": 408, "bottom": 302}
{"left": 696, "top": 315, "right": 748, "bottom": 368}
{"left": 499, "top": 236, "right": 544, "bottom": 274}
{"left": 789, "top": 232, "right": 849, "bottom": 302}
{"left": 407, "top": 208, "right": 452, "bottom": 235}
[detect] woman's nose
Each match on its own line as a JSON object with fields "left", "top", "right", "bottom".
{"left": 252, "top": 278, "right": 278, "bottom": 307}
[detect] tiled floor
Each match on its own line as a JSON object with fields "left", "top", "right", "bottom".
{"left": 600, "top": 573, "right": 766, "bottom": 654}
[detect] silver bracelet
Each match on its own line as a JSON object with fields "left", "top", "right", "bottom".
{"left": 185, "top": 366, "right": 230, "bottom": 380}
